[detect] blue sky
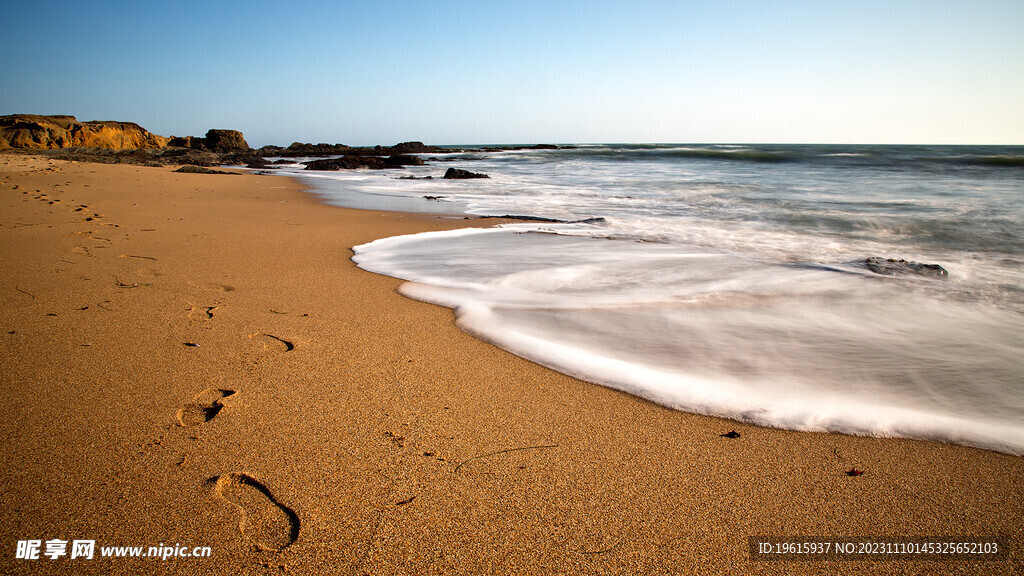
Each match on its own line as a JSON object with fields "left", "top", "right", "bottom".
{"left": 1, "top": 0, "right": 1022, "bottom": 146}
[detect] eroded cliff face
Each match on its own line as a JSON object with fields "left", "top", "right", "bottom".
{"left": 0, "top": 115, "right": 169, "bottom": 150}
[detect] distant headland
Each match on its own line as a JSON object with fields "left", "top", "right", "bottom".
{"left": 0, "top": 114, "right": 570, "bottom": 171}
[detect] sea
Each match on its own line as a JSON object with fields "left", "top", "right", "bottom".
{"left": 268, "top": 144, "right": 1024, "bottom": 455}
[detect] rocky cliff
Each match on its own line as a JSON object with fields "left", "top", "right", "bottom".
{"left": 0, "top": 115, "right": 169, "bottom": 150}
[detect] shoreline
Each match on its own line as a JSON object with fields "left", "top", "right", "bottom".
{"left": 1, "top": 152, "right": 1021, "bottom": 574}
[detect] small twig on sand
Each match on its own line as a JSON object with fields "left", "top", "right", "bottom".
{"left": 15, "top": 286, "right": 35, "bottom": 299}
{"left": 454, "top": 444, "right": 558, "bottom": 473}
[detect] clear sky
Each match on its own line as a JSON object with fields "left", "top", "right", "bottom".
{"left": 2, "top": 0, "right": 1022, "bottom": 146}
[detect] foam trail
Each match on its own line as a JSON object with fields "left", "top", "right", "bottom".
{"left": 355, "top": 225, "right": 1024, "bottom": 455}
{"left": 430, "top": 289, "right": 1024, "bottom": 455}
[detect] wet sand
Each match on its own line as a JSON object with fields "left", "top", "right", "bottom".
{"left": 1, "top": 152, "right": 1020, "bottom": 575}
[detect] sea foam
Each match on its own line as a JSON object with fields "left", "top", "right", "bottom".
{"left": 354, "top": 223, "right": 1024, "bottom": 455}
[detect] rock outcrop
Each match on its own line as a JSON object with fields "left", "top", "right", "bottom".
{"left": 260, "top": 142, "right": 353, "bottom": 157}
{"left": 0, "top": 114, "right": 169, "bottom": 150}
{"left": 170, "top": 129, "right": 250, "bottom": 153}
{"left": 864, "top": 257, "right": 949, "bottom": 279}
{"left": 443, "top": 168, "right": 489, "bottom": 179}
{"left": 263, "top": 141, "right": 445, "bottom": 158}
{"left": 202, "top": 129, "right": 249, "bottom": 152}
{"left": 389, "top": 141, "right": 444, "bottom": 155}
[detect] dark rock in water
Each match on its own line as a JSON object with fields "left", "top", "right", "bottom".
{"left": 390, "top": 141, "right": 443, "bottom": 154}
{"left": 271, "top": 142, "right": 355, "bottom": 157}
{"left": 303, "top": 157, "right": 348, "bottom": 170}
{"left": 864, "top": 257, "right": 949, "bottom": 279}
{"left": 479, "top": 215, "right": 562, "bottom": 222}
{"left": 479, "top": 144, "right": 563, "bottom": 152}
{"left": 423, "top": 195, "right": 445, "bottom": 200}
{"left": 444, "top": 168, "right": 489, "bottom": 179}
{"left": 384, "top": 154, "right": 424, "bottom": 167}
{"left": 395, "top": 175, "right": 433, "bottom": 180}
{"left": 304, "top": 156, "right": 390, "bottom": 170}
{"left": 475, "top": 214, "right": 605, "bottom": 224}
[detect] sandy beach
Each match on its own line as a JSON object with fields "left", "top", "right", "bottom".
{"left": 1, "top": 152, "right": 1021, "bottom": 575}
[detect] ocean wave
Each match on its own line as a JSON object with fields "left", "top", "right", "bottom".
{"left": 548, "top": 144, "right": 1024, "bottom": 171}
{"left": 966, "top": 155, "right": 1024, "bottom": 167}
{"left": 552, "top": 145, "right": 797, "bottom": 163}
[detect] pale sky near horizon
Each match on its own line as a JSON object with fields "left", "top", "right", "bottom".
{"left": 1, "top": 0, "right": 1022, "bottom": 146}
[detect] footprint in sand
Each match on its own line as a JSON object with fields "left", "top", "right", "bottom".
{"left": 188, "top": 305, "right": 218, "bottom": 320}
{"left": 254, "top": 333, "right": 295, "bottom": 352}
{"left": 176, "top": 388, "right": 235, "bottom": 427}
{"left": 214, "top": 473, "right": 299, "bottom": 551}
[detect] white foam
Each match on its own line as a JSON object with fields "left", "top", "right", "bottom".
{"left": 432, "top": 288, "right": 1024, "bottom": 455}
{"left": 354, "top": 226, "right": 1024, "bottom": 455}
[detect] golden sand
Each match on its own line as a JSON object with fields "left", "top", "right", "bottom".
{"left": 1, "top": 153, "right": 1020, "bottom": 574}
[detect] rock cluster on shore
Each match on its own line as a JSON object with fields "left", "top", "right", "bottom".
{"left": 0, "top": 114, "right": 567, "bottom": 178}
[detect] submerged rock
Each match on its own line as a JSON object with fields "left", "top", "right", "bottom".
{"left": 864, "top": 257, "right": 949, "bottom": 279}
{"left": 443, "top": 168, "right": 489, "bottom": 179}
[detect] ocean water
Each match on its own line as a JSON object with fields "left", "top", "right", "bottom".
{"left": 273, "top": 144, "right": 1024, "bottom": 454}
